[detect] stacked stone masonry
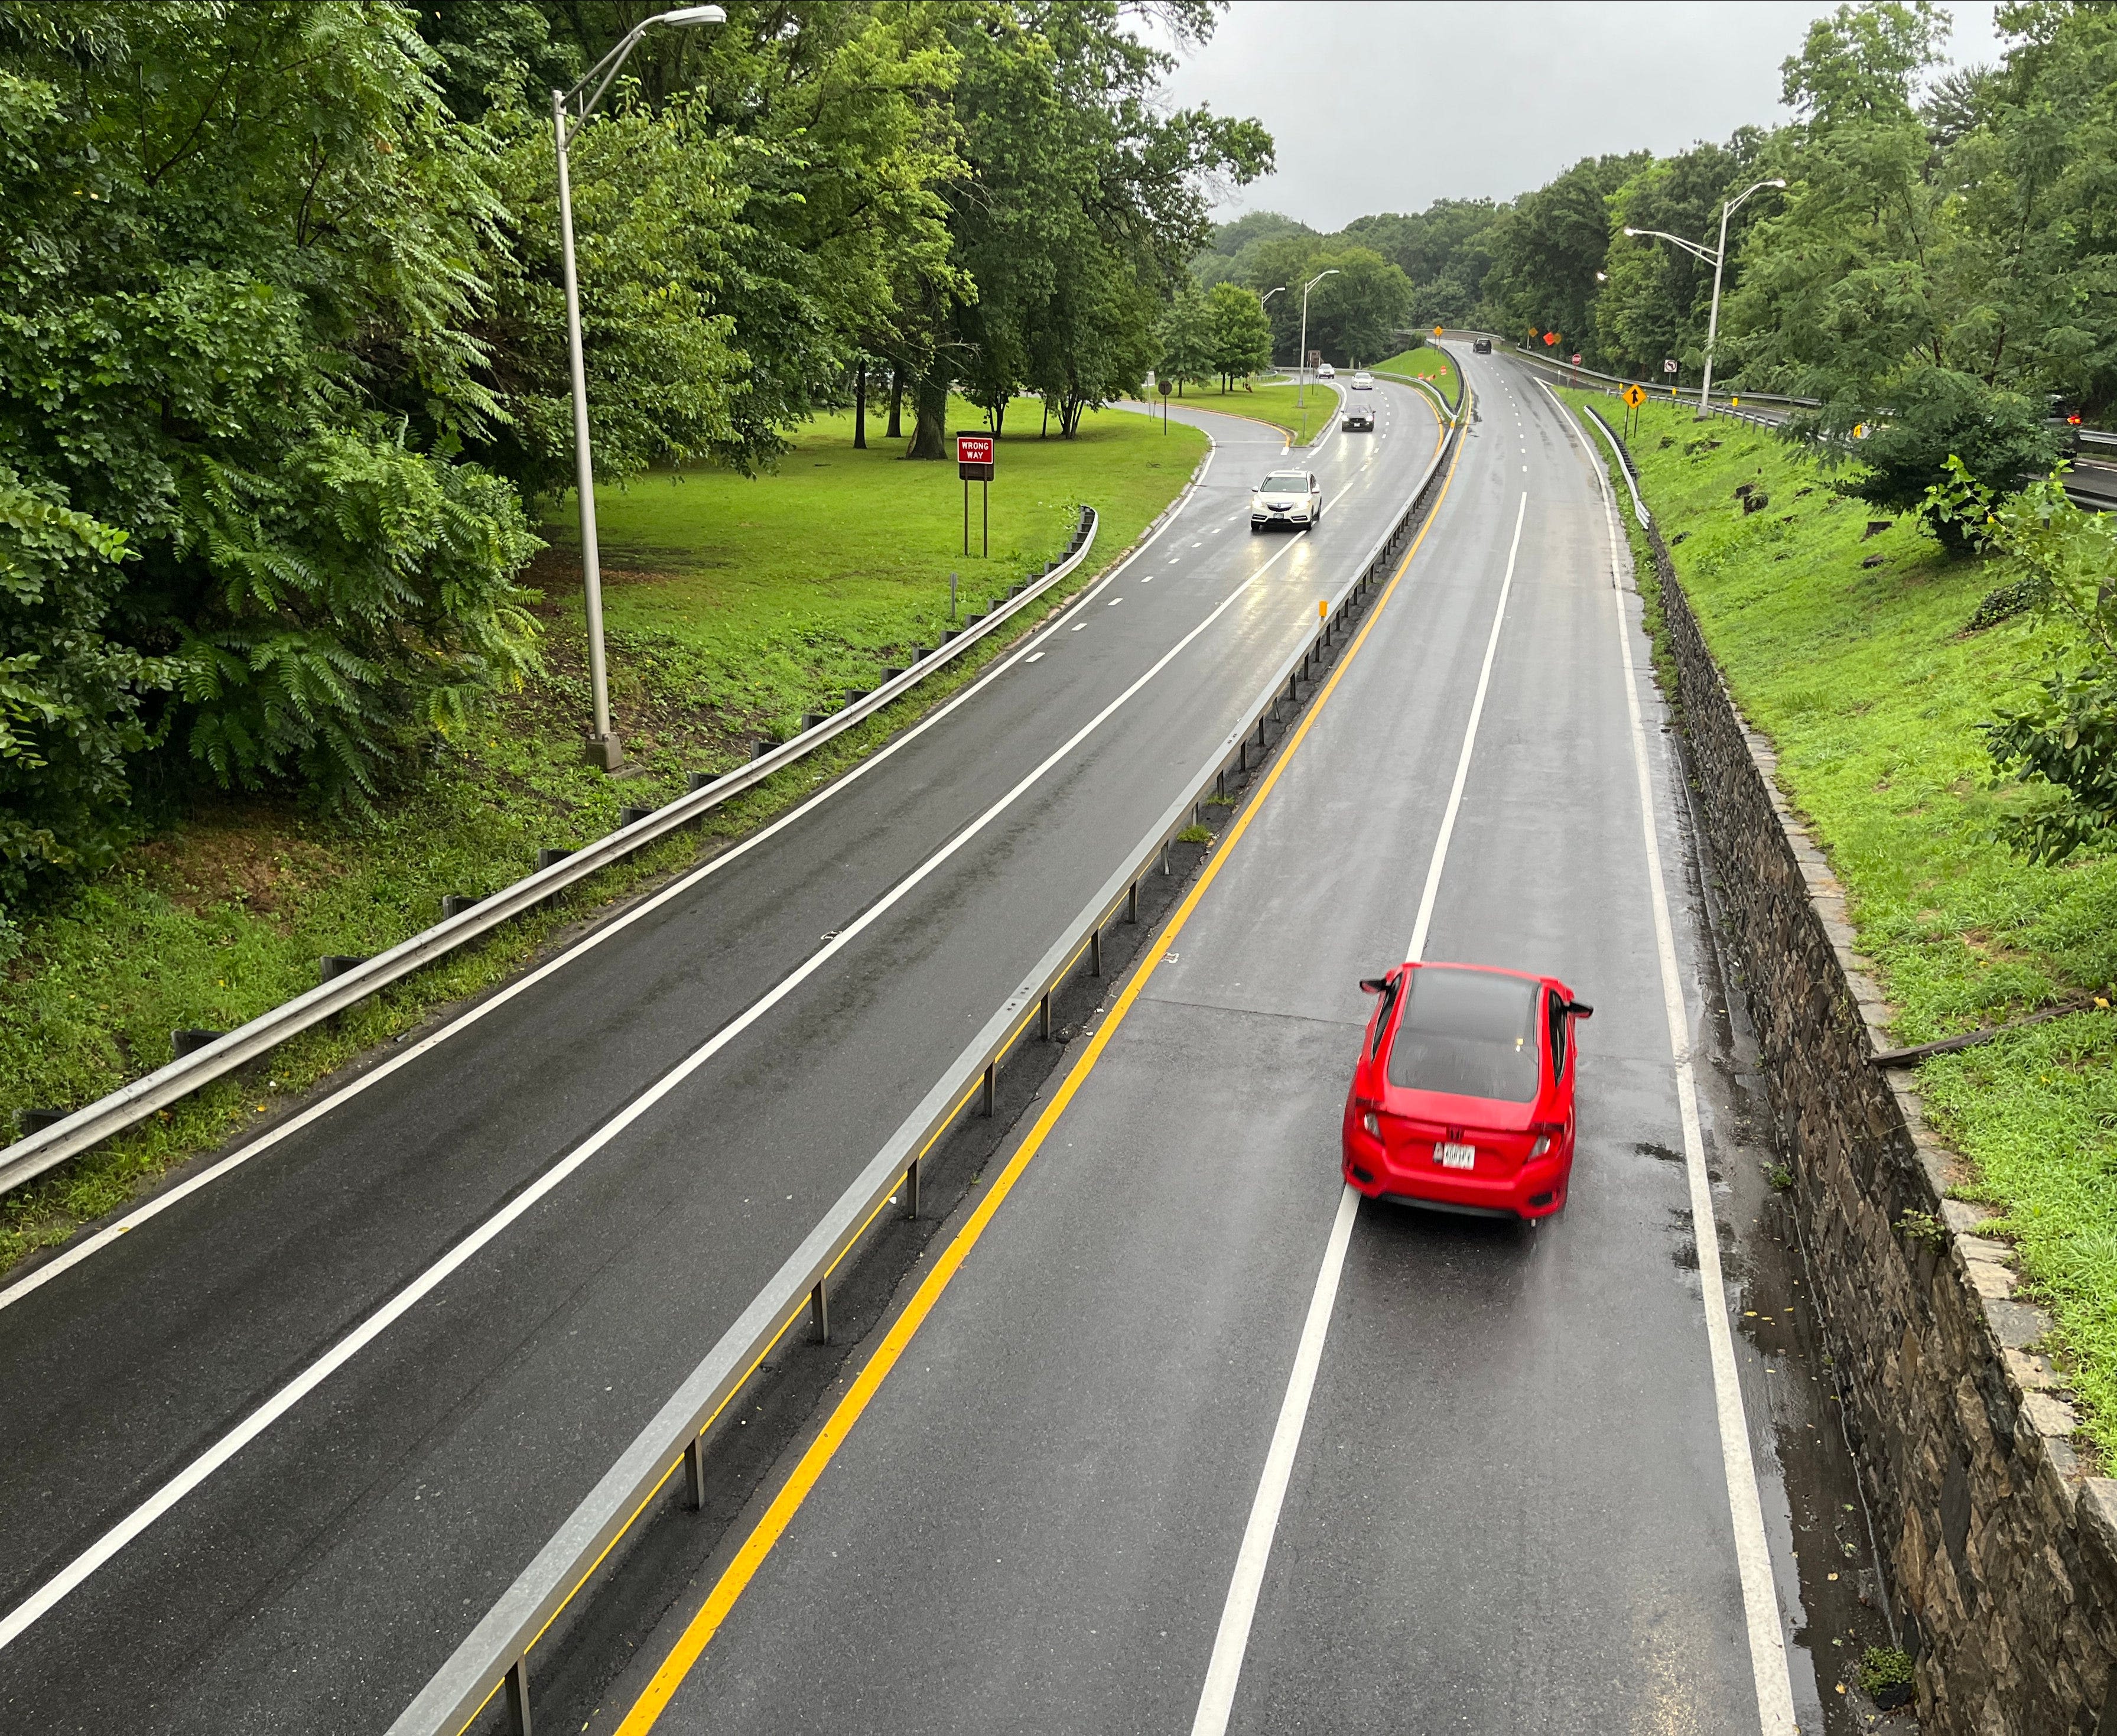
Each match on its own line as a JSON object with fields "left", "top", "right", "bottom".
{"left": 1623, "top": 448, "right": 2117, "bottom": 1735}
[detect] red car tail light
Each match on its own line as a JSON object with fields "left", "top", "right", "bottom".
{"left": 1362, "top": 1111, "right": 1380, "bottom": 1136}
{"left": 1529, "top": 1122, "right": 1563, "bottom": 1158}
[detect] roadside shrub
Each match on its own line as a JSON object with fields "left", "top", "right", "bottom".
{"left": 1829, "top": 370, "right": 2061, "bottom": 551}
{"left": 1925, "top": 461, "right": 2117, "bottom": 862}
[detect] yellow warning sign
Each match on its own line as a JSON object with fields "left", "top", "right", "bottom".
{"left": 1621, "top": 384, "right": 1646, "bottom": 408}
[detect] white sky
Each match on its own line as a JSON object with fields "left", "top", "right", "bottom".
{"left": 1157, "top": 1, "right": 2005, "bottom": 232}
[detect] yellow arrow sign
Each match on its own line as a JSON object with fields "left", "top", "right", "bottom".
{"left": 1622, "top": 384, "right": 1645, "bottom": 408}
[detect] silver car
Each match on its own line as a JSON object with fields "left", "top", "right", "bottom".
{"left": 1251, "top": 469, "right": 1323, "bottom": 532}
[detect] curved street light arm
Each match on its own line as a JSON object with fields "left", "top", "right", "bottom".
{"left": 1622, "top": 225, "right": 1719, "bottom": 268}
{"left": 560, "top": 5, "right": 726, "bottom": 132}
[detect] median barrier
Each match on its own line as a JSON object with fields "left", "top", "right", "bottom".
{"left": 385, "top": 384, "right": 1470, "bottom": 1736}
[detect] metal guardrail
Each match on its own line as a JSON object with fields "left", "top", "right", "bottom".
{"left": 386, "top": 391, "right": 1466, "bottom": 1736}
{"left": 0, "top": 507, "right": 1111, "bottom": 1199}
{"left": 1576, "top": 401, "right": 1653, "bottom": 528}
{"left": 1440, "top": 327, "right": 1817, "bottom": 412}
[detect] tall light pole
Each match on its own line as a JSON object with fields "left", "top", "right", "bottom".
{"left": 1622, "top": 177, "right": 1784, "bottom": 419}
{"left": 554, "top": 5, "right": 726, "bottom": 771}
{"left": 1296, "top": 269, "right": 1339, "bottom": 408}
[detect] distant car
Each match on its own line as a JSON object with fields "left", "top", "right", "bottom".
{"left": 1472, "top": 337, "right": 1492, "bottom": 355}
{"left": 1251, "top": 469, "right": 1322, "bottom": 531}
{"left": 1343, "top": 385, "right": 1375, "bottom": 432}
{"left": 1341, "top": 961, "right": 1592, "bottom": 1221}
{"left": 1352, "top": 370, "right": 1374, "bottom": 387}
{"left": 1316, "top": 362, "right": 1336, "bottom": 379}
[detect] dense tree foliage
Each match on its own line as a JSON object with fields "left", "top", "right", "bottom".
{"left": 0, "top": 0, "right": 1264, "bottom": 924}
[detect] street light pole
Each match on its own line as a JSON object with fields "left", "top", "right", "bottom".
{"left": 554, "top": 5, "right": 726, "bottom": 771}
{"left": 1622, "top": 177, "right": 1784, "bottom": 419}
{"left": 1296, "top": 269, "right": 1339, "bottom": 409}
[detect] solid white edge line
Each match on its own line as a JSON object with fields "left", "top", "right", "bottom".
{"left": 1542, "top": 378, "right": 1799, "bottom": 1733}
{"left": 1191, "top": 433, "right": 1503, "bottom": 1736}
{"left": 0, "top": 411, "right": 1408, "bottom": 1653}
{"left": 1404, "top": 492, "right": 1527, "bottom": 962}
{"left": 1, "top": 434, "right": 1225, "bottom": 1317}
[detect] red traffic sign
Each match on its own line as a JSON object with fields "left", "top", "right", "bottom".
{"left": 1570, "top": 353, "right": 1582, "bottom": 365}
{"left": 956, "top": 435, "right": 994, "bottom": 465}
{"left": 1543, "top": 331, "right": 1559, "bottom": 347}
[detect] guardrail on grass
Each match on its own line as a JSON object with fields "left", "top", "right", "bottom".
{"left": 385, "top": 394, "right": 1467, "bottom": 1736}
{"left": 0, "top": 508, "right": 1105, "bottom": 1199}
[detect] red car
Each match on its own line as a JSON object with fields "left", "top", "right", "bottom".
{"left": 1341, "top": 961, "right": 1592, "bottom": 1221}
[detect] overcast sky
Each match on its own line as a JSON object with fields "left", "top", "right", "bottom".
{"left": 1155, "top": 1, "right": 2004, "bottom": 232}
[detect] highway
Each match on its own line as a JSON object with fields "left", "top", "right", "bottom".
{"left": 583, "top": 349, "right": 1842, "bottom": 1736}
{"left": 0, "top": 380, "right": 1448, "bottom": 1731}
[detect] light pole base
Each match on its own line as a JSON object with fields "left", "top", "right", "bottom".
{"left": 583, "top": 733, "right": 625, "bottom": 772}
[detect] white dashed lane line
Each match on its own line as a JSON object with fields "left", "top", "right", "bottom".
{"left": 1025, "top": 652, "right": 1045, "bottom": 663}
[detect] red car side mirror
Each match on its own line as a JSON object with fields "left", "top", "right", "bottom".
{"left": 1359, "top": 977, "right": 1391, "bottom": 994}
{"left": 1566, "top": 1000, "right": 1594, "bottom": 1019}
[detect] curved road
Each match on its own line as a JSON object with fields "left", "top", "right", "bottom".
{"left": 0, "top": 383, "right": 1446, "bottom": 1730}
{"left": 586, "top": 349, "right": 1855, "bottom": 1736}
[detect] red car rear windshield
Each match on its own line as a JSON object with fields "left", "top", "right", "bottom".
{"left": 1385, "top": 967, "right": 1541, "bottom": 1103}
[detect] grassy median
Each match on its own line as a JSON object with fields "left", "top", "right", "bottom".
{"left": 1562, "top": 387, "right": 2117, "bottom": 1458}
{"left": 1374, "top": 345, "right": 1461, "bottom": 409}
{"left": 1160, "top": 380, "right": 1339, "bottom": 446}
{"left": 0, "top": 398, "right": 1206, "bottom": 1278}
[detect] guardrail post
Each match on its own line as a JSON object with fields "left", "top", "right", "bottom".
{"left": 980, "top": 1060, "right": 996, "bottom": 1117}
{"left": 1160, "top": 840, "right": 1171, "bottom": 877}
{"left": 1125, "top": 880, "right": 1139, "bottom": 924}
{"left": 1090, "top": 925, "right": 1103, "bottom": 977}
{"left": 684, "top": 1435, "right": 707, "bottom": 1510}
{"left": 505, "top": 1657, "right": 532, "bottom": 1736}
{"left": 809, "top": 1281, "right": 830, "bottom": 1345}
{"left": 903, "top": 1158, "right": 920, "bottom": 1219}
{"left": 1215, "top": 768, "right": 1227, "bottom": 799}
{"left": 1039, "top": 991, "right": 1052, "bottom": 1040}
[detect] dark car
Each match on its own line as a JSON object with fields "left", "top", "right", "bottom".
{"left": 1472, "top": 337, "right": 1492, "bottom": 355}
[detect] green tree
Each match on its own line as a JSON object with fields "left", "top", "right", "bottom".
{"left": 1929, "top": 463, "right": 2117, "bottom": 860}
{"left": 1302, "top": 247, "right": 1415, "bottom": 365}
{"left": 1157, "top": 287, "right": 1216, "bottom": 395}
{"left": 1596, "top": 132, "right": 1772, "bottom": 380}
{"left": 1839, "top": 370, "right": 2060, "bottom": 545}
{"left": 1206, "top": 281, "right": 1274, "bottom": 389}
{"left": 905, "top": 2, "right": 1270, "bottom": 451}
{"left": 1483, "top": 150, "right": 1651, "bottom": 366}
{"left": 0, "top": 1, "right": 542, "bottom": 893}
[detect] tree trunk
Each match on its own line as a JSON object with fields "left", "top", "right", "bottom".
{"left": 886, "top": 367, "right": 903, "bottom": 440}
{"left": 853, "top": 359, "right": 867, "bottom": 449}
{"left": 991, "top": 399, "right": 1006, "bottom": 440}
{"left": 906, "top": 372, "right": 949, "bottom": 459}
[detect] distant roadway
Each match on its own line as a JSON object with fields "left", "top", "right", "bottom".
{"left": 587, "top": 348, "right": 1835, "bottom": 1736}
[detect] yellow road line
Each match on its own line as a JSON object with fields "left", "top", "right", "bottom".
{"left": 612, "top": 400, "right": 1473, "bottom": 1736}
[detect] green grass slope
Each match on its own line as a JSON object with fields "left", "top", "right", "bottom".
{"left": 1373, "top": 345, "right": 1462, "bottom": 408}
{"left": 1563, "top": 388, "right": 2117, "bottom": 1457}
{"left": 0, "top": 398, "right": 1204, "bottom": 1277}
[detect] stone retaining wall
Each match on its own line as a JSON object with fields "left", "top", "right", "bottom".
{"left": 1635, "top": 495, "right": 2117, "bottom": 1734}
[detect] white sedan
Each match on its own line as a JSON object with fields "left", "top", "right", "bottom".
{"left": 1251, "top": 469, "right": 1323, "bottom": 532}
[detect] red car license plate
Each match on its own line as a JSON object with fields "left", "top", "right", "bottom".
{"left": 1436, "top": 1141, "right": 1475, "bottom": 1170}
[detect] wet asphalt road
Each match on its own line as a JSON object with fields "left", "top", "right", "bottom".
{"left": 0, "top": 388, "right": 1447, "bottom": 1731}
{"left": 599, "top": 350, "right": 1856, "bottom": 1736}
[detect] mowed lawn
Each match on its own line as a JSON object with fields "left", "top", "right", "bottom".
{"left": 1151, "top": 380, "right": 1338, "bottom": 446}
{"left": 1, "top": 396, "right": 1203, "bottom": 1279}
{"left": 1564, "top": 388, "right": 2117, "bottom": 1457}
{"left": 555, "top": 395, "right": 1202, "bottom": 727}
